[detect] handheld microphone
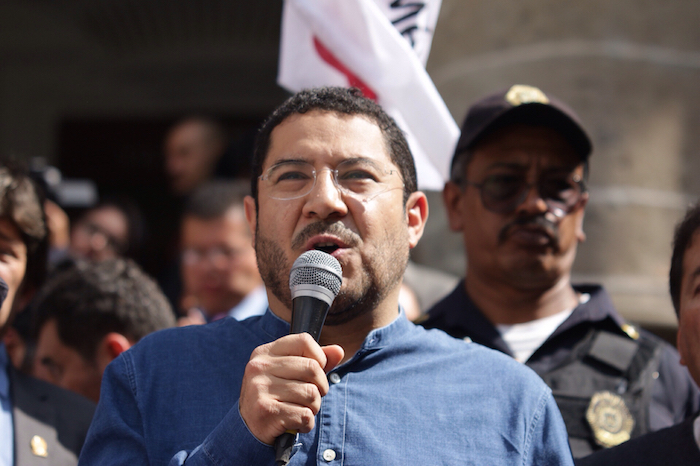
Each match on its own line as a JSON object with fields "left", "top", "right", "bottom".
{"left": 275, "top": 250, "right": 343, "bottom": 465}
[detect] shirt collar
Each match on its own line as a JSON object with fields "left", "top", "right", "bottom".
{"left": 255, "top": 306, "right": 412, "bottom": 352}
{"left": 359, "top": 307, "right": 412, "bottom": 352}
{"left": 257, "top": 308, "right": 291, "bottom": 340}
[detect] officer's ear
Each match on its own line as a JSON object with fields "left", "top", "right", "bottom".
{"left": 443, "top": 181, "right": 467, "bottom": 232}
{"left": 574, "top": 191, "right": 589, "bottom": 243}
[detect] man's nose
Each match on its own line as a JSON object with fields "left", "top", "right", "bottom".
{"left": 302, "top": 169, "right": 348, "bottom": 219}
{"left": 516, "top": 182, "right": 549, "bottom": 215}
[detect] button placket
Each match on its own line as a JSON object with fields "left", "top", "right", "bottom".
{"left": 317, "top": 371, "right": 347, "bottom": 464}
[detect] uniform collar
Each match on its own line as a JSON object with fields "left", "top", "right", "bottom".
{"left": 424, "top": 281, "right": 627, "bottom": 354}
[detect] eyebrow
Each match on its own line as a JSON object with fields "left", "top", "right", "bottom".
{"left": 267, "top": 158, "right": 311, "bottom": 169}
{"left": 484, "top": 162, "right": 528, "bottom": 170}
{"left": 268, "top": 156, "right": 381, "bottom": 169}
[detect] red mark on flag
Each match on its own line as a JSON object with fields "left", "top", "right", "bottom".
{"left": 313, "top": 37, "right": 378, "bottom": 101}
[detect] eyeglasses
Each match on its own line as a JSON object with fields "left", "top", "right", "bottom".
{"left": 258, "top": 159, "right": 402, "bottom": 201}
{"left": 461, "top": 171, "right": 586, "bottom": 217}
{"left": 181, "top": 246, "right": 245, "bottom": 267}
{"left": 77, "top": 221, "right": 127, "bottom": 254}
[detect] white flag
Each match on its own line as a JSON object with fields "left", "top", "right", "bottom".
{"left": 278, "top": 0, "right": 459, "bottom": 190}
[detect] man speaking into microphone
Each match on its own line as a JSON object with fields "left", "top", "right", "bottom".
{"left": 80, "top": 87, "right": 574, "bottom": 465}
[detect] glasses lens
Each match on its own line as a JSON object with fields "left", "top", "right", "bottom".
{"left": 540, "top": 175, "right": 583, "bottom": 211}
{"left": 263, "top": 162, "right": 315, "bottom": 200}
{"left": 479, "top": 173, "right": 583, "bottom": 214}
{"left": 335, "top": 159, "right": 394, "bottom": 199}
{"left": 481, "top": 174, "right": 528, "bottom": 213}
{"left": 262, "top": 159, "right": 402, "bottom": 201}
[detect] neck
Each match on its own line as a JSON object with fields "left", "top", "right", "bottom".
{"left": 268, "top": 287, "right": 401, "bottom": 364}
{"left": 465, "top": 272, "right": 579, "bottom": 325}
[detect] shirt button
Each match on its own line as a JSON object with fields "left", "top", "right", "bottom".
{"left": 329, "top": 373, "right": 341, "bottom": 384}
{"left": 322, "top": 449, "right": 336, "bottom": 461}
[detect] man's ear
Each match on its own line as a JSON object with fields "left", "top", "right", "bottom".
{"left": 95, "top": 332, "right": 132, "bottom": 373}
{"left": 677, "top": 325, "right": 687, "bottom": 367}
{"left": 575, "top": 192, "right": 589, "bottom": 243}
{"left": 244, "top": 195, "right": 257, "bottom": 247}
{"left": 406, "top": 191, "right": 429, "bottom": 249}
{"left": 443, "top": 182, "right": 466, "bottom": 232}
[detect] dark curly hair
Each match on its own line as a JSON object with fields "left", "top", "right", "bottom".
{"left": 670, "top": 202, "right": 700, "bottom": 317}
{"left": 250, "top": 87, "right": 417, "bottom": 205}
{"left": 31, "top": 259, "right": 175, "bottom": 361}
{"left": 0, "top": 162, "right": 48, "bottom": 294}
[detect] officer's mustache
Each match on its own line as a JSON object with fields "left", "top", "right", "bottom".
{"left": 291, "top": 221, "right": 361, "bottom": 250}
{"left": 498, "top": 213, "right": 560, "bottom": 245}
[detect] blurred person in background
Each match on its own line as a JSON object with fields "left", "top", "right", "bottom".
{"left": 0, "top": 161, "right": 94, "bottom": 466}
{"left": 178, "top": 181, "right": 266, "bottom": 324}
{"left": 32, "top": 258, "right": 175, "bottom": 402}
{"left": 164, "top": 116, "right": 229, "bottom": 197}
{"left": 67, "top": 196, "right": 145, "bottom": 263}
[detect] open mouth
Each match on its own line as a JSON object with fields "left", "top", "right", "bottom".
{"left": 313, "top": 241, "right": 341, "bottom": 254}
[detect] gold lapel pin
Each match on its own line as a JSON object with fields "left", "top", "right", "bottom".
{"left": 30, "top": 435, "right": 48, "bottom": 458}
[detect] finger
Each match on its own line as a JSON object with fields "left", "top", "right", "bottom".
{"left": 265, "top": 376, "right": 323, "bottom": 414}
{"left": 251, "top": 354, "right": 330, "bottom": 395}
{"left": 267, "top": 333, "right": 329, "bottom": 366}
{"left": 268, "top": 400, "right": 317, "bottom": 435}
{"left": 322, "top": 345, "right": 344, "bottom": 372}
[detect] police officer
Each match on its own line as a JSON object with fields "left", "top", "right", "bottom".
{"left": 421, "top": 84, "right": 700, "bottom": 457}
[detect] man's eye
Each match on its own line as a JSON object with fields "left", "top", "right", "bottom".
{"left": 338, "top": 169, "right": 377, "bottom": 181}
{"left": 486, "top": 174, "right": 521, "bottom": 189}
{"left": 0, "top": 249, "right": 16, "bottom": 259}
{"left": 276, "top": 171, "right": 311, "bottom": 182}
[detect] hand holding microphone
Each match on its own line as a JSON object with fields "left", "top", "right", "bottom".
{"left": 237, "top": 251, "right": 342, "bottom": 464}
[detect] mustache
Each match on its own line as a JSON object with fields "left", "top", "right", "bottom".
{"left": 498, "top": 214, "right": 559, "bottom": 245}
{"left": 291, "top": 221, "right": 361, "bottom": 250}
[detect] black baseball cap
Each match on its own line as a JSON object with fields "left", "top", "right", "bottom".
{"left": 452, "top": 85, "right": 592, "bottom": 169}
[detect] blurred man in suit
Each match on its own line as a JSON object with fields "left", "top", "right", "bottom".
{"left": 178, "top": 181, "right": 266, "bottom": 323}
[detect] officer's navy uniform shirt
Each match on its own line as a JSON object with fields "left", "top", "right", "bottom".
{"left": 422, "top": 282, "right": 700, "bottom": 438}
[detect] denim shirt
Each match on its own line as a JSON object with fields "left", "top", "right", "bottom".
{"left": 80, "top": 310, "right": 573, "bottom": 465}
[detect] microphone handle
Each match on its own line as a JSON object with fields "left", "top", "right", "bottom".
{"left": 275, "top": 296, "right": 332, "bottom": 465}
{"left": 289, "top": 296, "right": 332, "bottom": 341}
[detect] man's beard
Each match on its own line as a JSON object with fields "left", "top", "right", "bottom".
{"left": 255, "top": 220, "right": 408, "bottom": 326}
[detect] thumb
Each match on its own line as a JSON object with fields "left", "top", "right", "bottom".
{"left": 321, "top": 345, "right": 344, "bottom": 373}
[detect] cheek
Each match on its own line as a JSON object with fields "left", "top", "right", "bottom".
{"left": 0, "top": 261, "right": 26, "bottom": 295}
{"left": 260, "top": 203, "right": 299, "bottom": 237}
{"left": 463, "top": 209, "right": 502, "bottom": 251}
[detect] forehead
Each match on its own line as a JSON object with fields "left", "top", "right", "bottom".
{"left": 264, "top": 110, "right": 390, "bottom": 169}
{"left": 182, "top": 208, "right": 250, "bottom": 242}
{"left": 0, "top": 217, "right": 24, "bottom": 246}
{"left": 470, "top": 124, "right": 582, "bottom": 168}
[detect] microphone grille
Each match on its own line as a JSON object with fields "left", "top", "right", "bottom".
{"left": 289, "top": 250, "right": 343, "bottom": 297}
